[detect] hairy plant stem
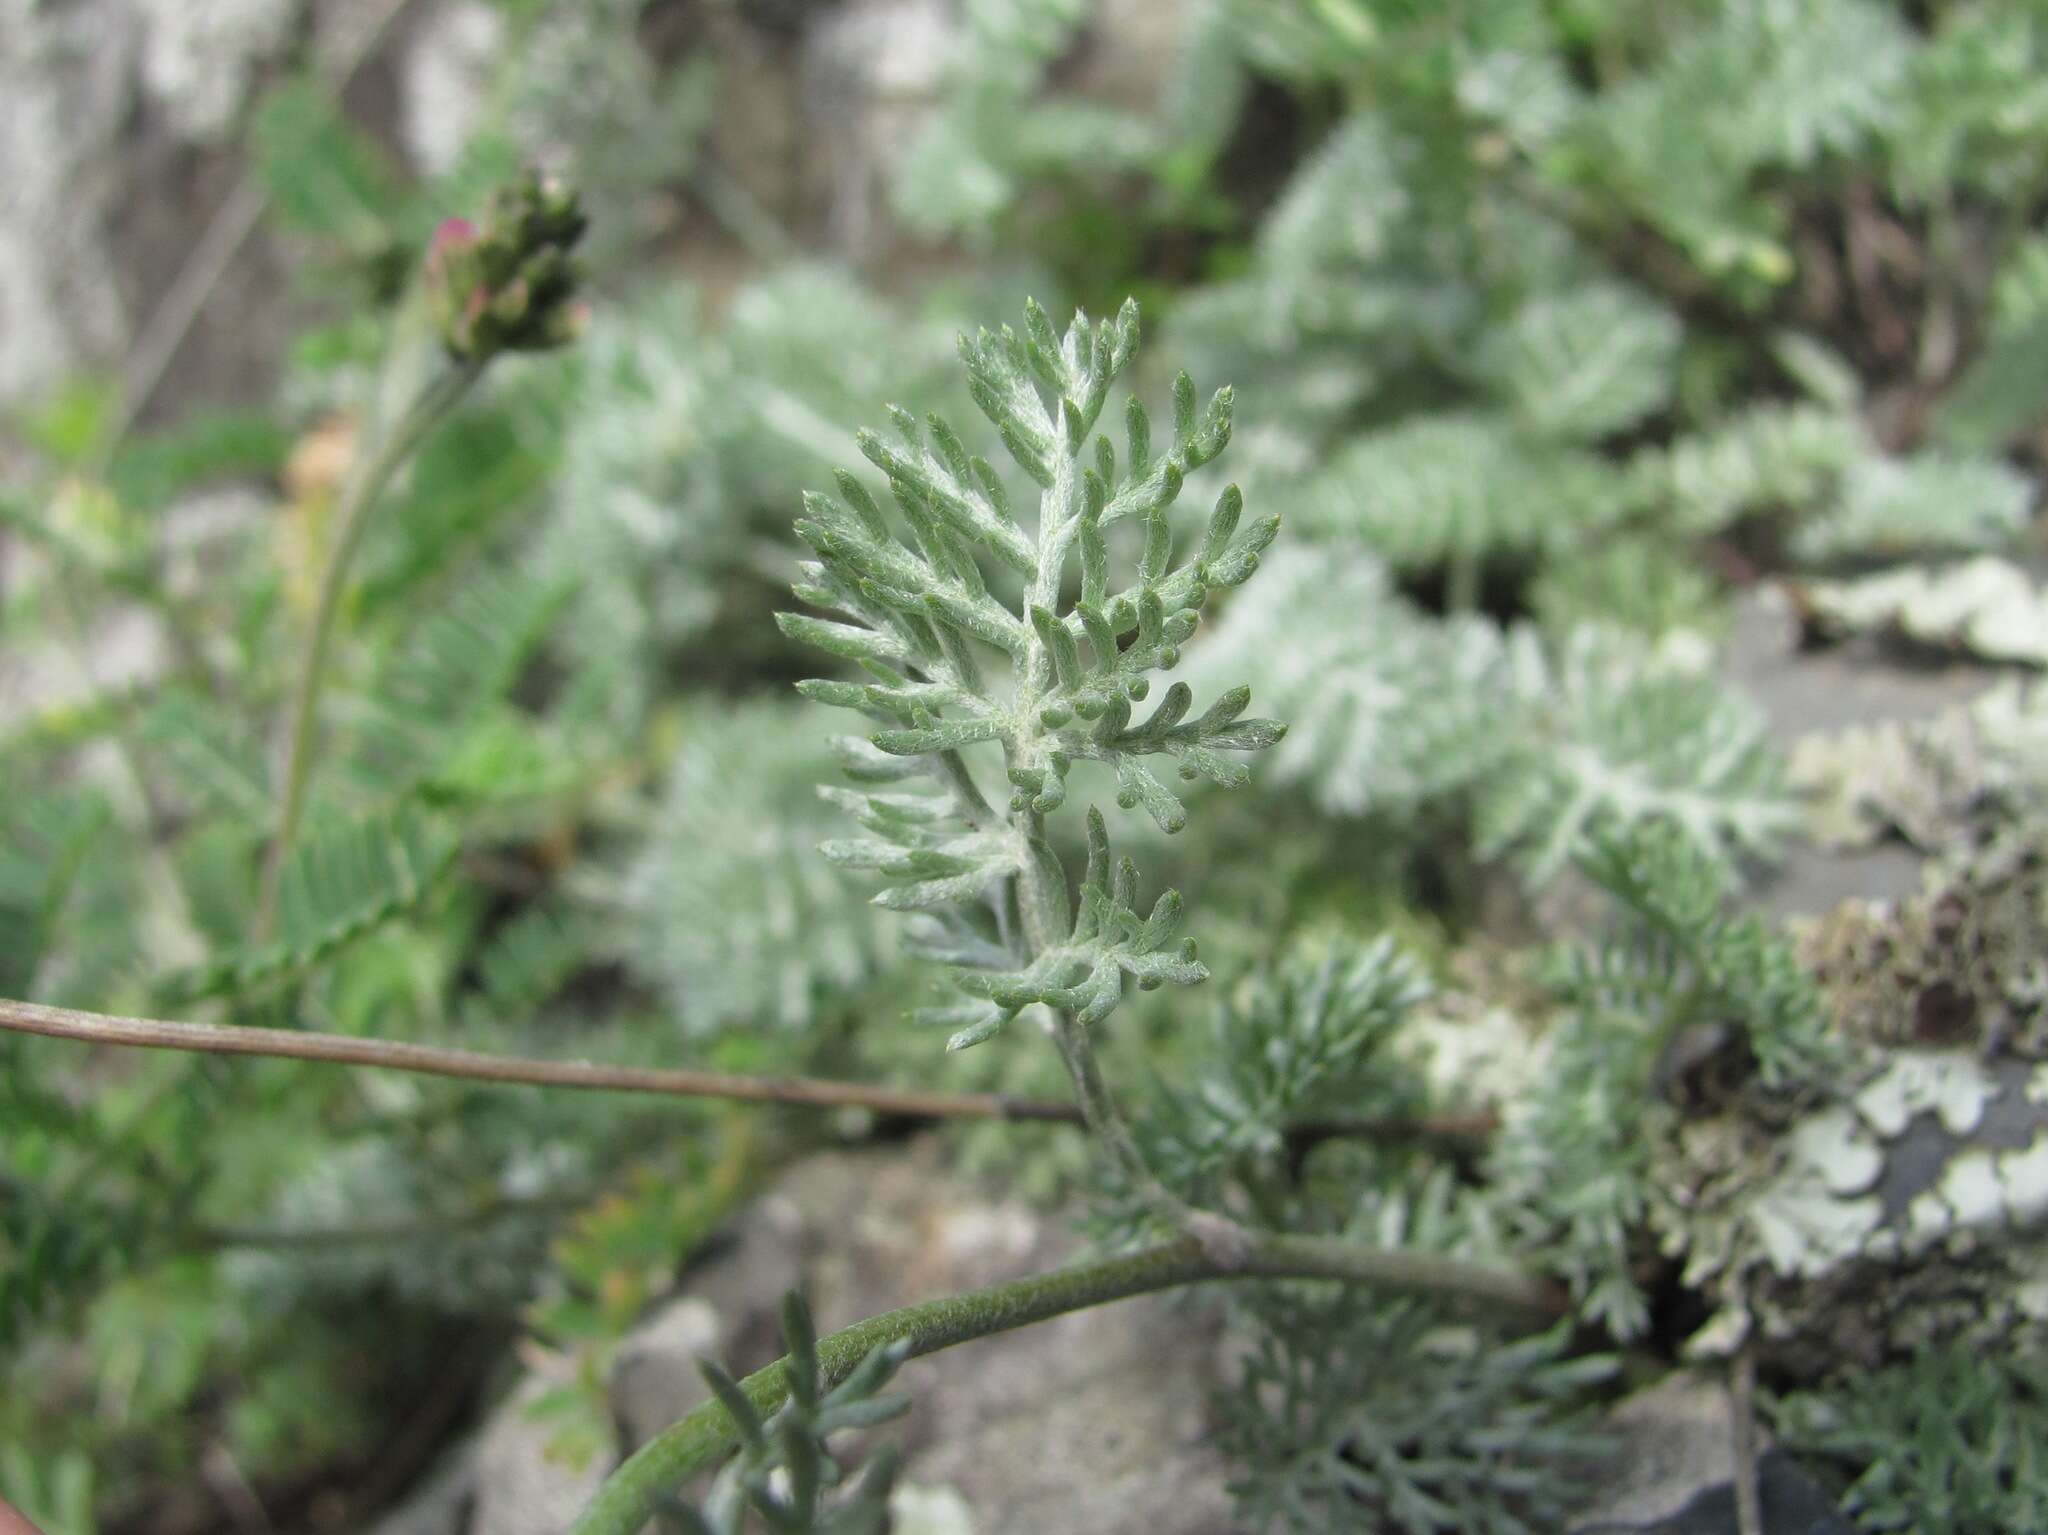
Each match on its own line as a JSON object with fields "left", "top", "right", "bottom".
{"left": 1006, "top": 796, "right": 1208, "bottom": 1240}
{"left": 570, "top": 1230, "right": 1565, "bottom": 1535}
{"left": 1009, "top": 795, "right": 1247, "bottom": 1255}
{"left": 254, "top": 359, "right": 486, "bottom": 941}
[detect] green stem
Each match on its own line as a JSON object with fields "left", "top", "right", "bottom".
{"left": 253, "top": 359, "right": 485, "bottom": 941}
{"left": 570, "top": 1231, "right": 1564, "bottom": 1535}
{"left": 1006, "top": 795, "right": 1194, "bottom": 1233}
{"left": 1047, "top": 1002, "right": 1225, "bottom": 1243}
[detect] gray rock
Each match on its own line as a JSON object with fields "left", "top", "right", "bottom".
{"left": 1578, "top": 1453, "right": 1851, "bottom": 1535}
{"left": 365, "top": 1443, "right": 475, "bottom": 1535}
{"left": 400, "top": 3, "right": 508, "bottom": 178}
{"left": 607, "top": 1137, "right": 1237, "bottom": 1534}
{"left": 1726, "top": 585, "right": 1999, "bottom": 742}
{"left": 1571, "top": 1373, "right": 1753, "bottom": 1529}
{"left": 800, "top": 0, "right": 955, "bottom": 260}
{"left": 0, "top": 0, "right": 135, "bottom": 404}
{"left": 1569, "top": 1375, "right": 1850, "bottom": 1535}
{"left": 134, "top": 0, "right": 300, "bottom": 143}
{"left": 469, "top": 1377, "right": 607, "bottom": 1535}
{"left": 1727, "top": 584, "right": 1997, "bottom": 919}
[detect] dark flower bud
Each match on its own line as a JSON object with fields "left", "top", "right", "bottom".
{"left": 424, "top": 170, "right": 588, "bottom": 362}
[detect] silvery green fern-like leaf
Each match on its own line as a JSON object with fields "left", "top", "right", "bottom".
{"left": 549, "top": 272, "right": 953, "bottom": 730}
{"left": 1300, "top": 415, "right": 1629, "bottom": 572}
{"left": 1630, "top": 402, "right": 1863, "bottom": 536}
{"left": 890, "top": 0, "right": 1146, "bottom": 241}
{"left": 1186, "top": 545, "right": 1512, "bottom": 816}
{"left": 1476, "top": 625, "right": 1794, "bottom": 888}
{"left": 626, "top": 700, "right": 899, "bottom": 1034}
{"left": 929, "top": 807, "right": 1207, "bottom": 1050}
{"left": 1477, "top": 283, "right": 1681, "bottom": 442}
{"left": 784, "top": 297, "right": 1283, "bottom": 1046}
{"left": 1790, "top": 450, "right": 2032, "bottom": 564}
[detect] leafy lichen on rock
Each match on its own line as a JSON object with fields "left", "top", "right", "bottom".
{"left": 1800, "top": 844, "right": 2048, "bottom": 1058}
{"left": 1657, "top": 782, "right": 2048, "bottom": 1379}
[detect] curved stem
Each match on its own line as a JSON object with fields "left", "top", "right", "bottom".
{"left": 254, "top": 359, "right": 485, "bottom": 941}
{"left": 571, "top": 1230, "right": 1566, "bottom": 1535}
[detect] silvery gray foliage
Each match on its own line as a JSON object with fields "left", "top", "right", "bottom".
{"left": 1191, "top": 547, "right": 1792, "bottom": 890}
{"left": 1096, "top": 936, "right": 1437, "bottom": 1240}
{"left": 550, "top": 271, "right": 954, "bottom": 730}
{"left": 1185, "top": 546, "right": 1512, "bottom": 817}
{"left": 1476, "top": 625, "right": 1796, "bottom": 890}
{"left": 1219, "top": 1175, "right": 1615, "bottom": 1535}
{"left": 779, "top": 298, "right": 1284, "bottom": 1049}
{"left": 627, "top": 701, "right": 897, "bottom": 1035}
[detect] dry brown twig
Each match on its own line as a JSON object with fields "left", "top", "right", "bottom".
{"left": 0, "top": 996, "right": 1494, "bottom": 1147}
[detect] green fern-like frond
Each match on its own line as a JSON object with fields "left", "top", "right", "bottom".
{"left": 1476, "top": 626, "right": 1794, "bottom": 889}
{"left": 1494, "top": 823, "right": 1836, "bottom": 1334}
{"left": 783, "top": 297, "right": 1283, "bottom": 1048}
{"left": 1300, "top": 415, "right": 1629, "bottom": 573}
{"left": 625, "top": 701, "right": 900, "bottom": 1035}
{"left": 271, "top": 805, "right": 459, "bottom": 978}
{"left": 1115, "top": 936, "right": 1436, "bottom": 1229}
{"left": 471, "top": 904, "right": 589, "bottom": 1020}
{"left": 1775, "top": 1346, "right": 2048, "bottom": 1535}
{"left": 353, "top": 562, "right": 579, "bottom": 793}
{"left": 1186, "top": 545, "right": 1512, "bottom": 816}
{"left": 139, "top": 690, "right": 272, "bottom": 822}
{"left": 251, "top": 78, "right": 405, "bottom": 249}
{"left": 1578, "top": 824, "right": 1835, "bottom": 1087}
{"left": 0, "top": 791, "right": 112, "bottom": 997}
{"left": 1220, "top": 1266, "right": 1614, "bottom": 1534}
{"left": 167, "top": 805, "right": 458, "bottom": 1003}
{"left": 1486, "top": 973, "right": 1662, "bottom": 1338}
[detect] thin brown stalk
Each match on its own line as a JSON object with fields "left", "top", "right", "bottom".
{"left": 0, "top": 997, "right": 1497, "bottom": 1150}
{"left": 1730, "top": 1340, "right": 1765, "bottom": 1535}
{"left": 0, "top": 996, "right": 1076, "bottom": 1124}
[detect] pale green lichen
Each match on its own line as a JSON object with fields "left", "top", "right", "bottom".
{"left": 1667, "top": 1043, "right": 2048, "bottom": 1375}
{"left": 1854, "top": 1053, "right": 1996, "bottom": 1139}
{"left": 1788, "top": 677, "right": 2048, "bottom": 854}
{"left": 1801, "top": 557, "right": 2048, "bottom": 668}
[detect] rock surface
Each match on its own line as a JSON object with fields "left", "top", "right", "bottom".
{"left": 1569, "top": 1374, "right": 1852, "bottom": 1535}
{"left": 393, "top": 1138, "right": 1237, "bottom": 1535}
{"left": 610, "top": 1138, "right": 1238, "bottom": 1535}
{"left": 1727, "top": 584, "right": 1993, "bottom": 920}
{"left": 469, "top": 1377, "right": 607, "bottom": 1535}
